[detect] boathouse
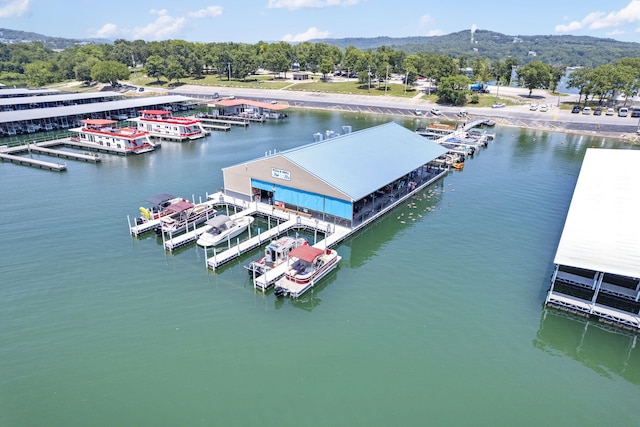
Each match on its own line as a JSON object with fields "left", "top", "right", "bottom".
{"left": 546, "top": 148, "right": 640, "bottom": 332}
{"left": 207, "top": 99, "right": 289, "bottom": 119}
{"left": 221, "top": 122, "right": 448, "bottom": 227}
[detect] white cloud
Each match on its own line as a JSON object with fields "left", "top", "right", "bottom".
{"left": 188, "top": 6, "right": 223, "bottom": 18}
{"left": 555, "top": 21, "right": 584, "bottom": 33}
{"left": 607, "top": 29, "right": 625, "bottom": 36}
{"left": 130, "top": 13, "right": 187, "bottom": 40}
{"left": 427, "top": 29, "right": 444, "bottom": 36}
{"left": 94, "top": 23, "right": 119, "bottom": 39}
{"left": 281, "top": 26, "right": 330, "bottom": 42}
{"left": 90, "top": 8, "right": 187, "bottom": 41}
{"left": 555, "top": 1, "right": 640, "bottom": 33}
{"left": 268, "top": 0, "right": 359, "bottom": 10}
{"left": 0, "top": 0, "right": 29, "bottom": 18}
{"left": 419, "top": 15, "right": 434, "bottom": 26}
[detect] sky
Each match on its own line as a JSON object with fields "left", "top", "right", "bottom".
{"left": 2, "top": 0, "right": 640, "bottom": 44}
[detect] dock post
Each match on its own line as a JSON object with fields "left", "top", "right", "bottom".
{"left": 237, "top": 238, "right": 240, "bottom": 256}
{"left": 127, "top": 215, "right": 132, "bottom": 232}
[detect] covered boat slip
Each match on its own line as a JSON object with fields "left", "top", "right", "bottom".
{"left": 546, "top": 148, "right": 640, "bottom": 332}
{"left": 222, "top": 122, "right": 448, "bottom": 228}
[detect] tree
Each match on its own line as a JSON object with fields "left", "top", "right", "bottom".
{"left": 516, "top": 61, "right": 551, "bottom": 97}
{"left": 23, "top": 61, "right": 56, "bottom": 87}
{"left": 164, "top": 59, "right": 186, "bottom": 83}
{"left": 437, "top": 75, "right": 471, "bottom": 105}
{"left": 144, "top": 55, "right": 165, "bottom": 82}
{"left": 91, "top": 60, "right": 130, "bottom": 86}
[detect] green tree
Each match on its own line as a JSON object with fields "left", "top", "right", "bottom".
{"left": 23, "top": 61, "right": 55, "bottom": 87}
{"left": 90, "top": 60, "right": 130, "bottom": 86}
{"left": 144, "top": 55, "right": 165, "bottom": 82}
{"left": 164, "top": 59, "right": 186, "bottom": 83}
{"left": 516, "top": 61, "right": 552, "bottom": 97}
{"left": 437, "top": 75, "right": 471, "bottom": 105}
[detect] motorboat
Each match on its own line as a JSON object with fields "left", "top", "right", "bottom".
{"left": 130, "top": 110, "right": 208, "bottom": 141}
{"left": 196, "top": 215, "right": 255, "bottom": 247}
{"left": 273, "top": 246, "right": 341, "bottom": 298}
{"left": 156, "top": 200, "right": 217, "bottom": 236}
{"left": 136, "top": 193, "right": 184, "bottom": 224}
{"left": 70, "top": 119, "right": 156, "bottom": 154}
{"left": 129, "top": 193, "right": 188, "bottom": 236}
{"left": 245, "top": 236, "right": 308, "bottom": 277}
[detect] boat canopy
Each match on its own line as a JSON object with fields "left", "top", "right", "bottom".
{"left": 166, "top": 200, "right": 194, "bottom": 213}
{"left": 146, "top": 193, "right": 176, "bottom": 205}
{"left": 289, "top": 245, "right": 324, "bottom": 263}
{"left": 205, "top": 215, "right": 231, "bottom": 228}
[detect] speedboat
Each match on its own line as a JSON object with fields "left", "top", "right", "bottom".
{"left": 136, "top": 193, "right": 184, "bottom": 224}
{"left": 156, "top": 200, "right": 217, "bottom": 236}
{"left": 196, "top": 215, "right": 255, "bottom": 247}
{"left": 245, "top": 236, "right": 308, "bottom": 277}
{"left": 274, "top": 246, "right": 341, "bottom": 298}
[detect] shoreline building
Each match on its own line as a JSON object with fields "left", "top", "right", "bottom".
{"left": 546, "top": 148, "right": 640, "bottom": 332}
{"left": 221, "top": 122, "right": 448, "bottom": 228}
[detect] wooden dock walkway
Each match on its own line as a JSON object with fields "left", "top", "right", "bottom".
{"left": 0, "top": 151, "right": 67, "bottom": 171}
{"left": 27, "top": 144, "right": 101, "bottom": 163}
{"left": 199, "top": 117, "right": 249, "bottom": 127}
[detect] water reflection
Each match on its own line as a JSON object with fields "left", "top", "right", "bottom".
{"left": 533, "top": 308, "right": 640, "bottom": 385}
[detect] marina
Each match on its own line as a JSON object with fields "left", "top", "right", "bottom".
{"left": 4, "top": 107, "right": 640, "bottom": 426}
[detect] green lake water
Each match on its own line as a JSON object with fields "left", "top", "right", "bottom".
{"left": 1, "top": 110, "right": 639, "bottom": 426}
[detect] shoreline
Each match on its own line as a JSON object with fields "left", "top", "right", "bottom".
{"left": 164, "top": 84, "right": 640, "bottom": 143}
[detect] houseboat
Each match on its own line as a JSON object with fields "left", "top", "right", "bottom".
{"left": 130, "top": 110, "right": 207, "bottom": 141}
{"left": 70, "top": 119, "right": 156, "bottom": 154}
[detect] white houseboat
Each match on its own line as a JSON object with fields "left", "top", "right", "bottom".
{"left": 70, "top": 119, "right": 156, "bottom": 154}
{"left": 130, "top": 110, "right": 207, "bottom": 141}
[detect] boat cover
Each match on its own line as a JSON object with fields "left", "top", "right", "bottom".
{"left": 146, "top": 193, "right": 176, "bottom": 204}
{"left": 289, "top": 245, "right": 324, "bottom": 263}
{"left": 166, "top": 200, "right": 194, "bottom": 213}
{"left": 205, "top": 215, "right": 231, "bottom": 228}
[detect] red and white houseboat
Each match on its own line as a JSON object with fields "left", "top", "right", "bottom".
{"left": 70, "top": 119, "right": 156, "bottom": 154}
{"left": 130, "top": 110, "right": 207, "bottom": 141}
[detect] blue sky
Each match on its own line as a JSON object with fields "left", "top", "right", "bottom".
{"left": 2, "top": 0, "right": 640, "bottom": 43}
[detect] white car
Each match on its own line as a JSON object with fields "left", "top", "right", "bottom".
{"left": 606, "top": 108, "right": 615, "bottom": 116}
{"left": 414, "top": 109, "right": 422, "bottom": 115}
{"left": 492, "top": 102, "right": 506, "bottom": 108}
{"left": 539, "top": 104, "right": 549, "bottom": 112}
{"left": 530, "top": 103, "right": 538, "bottom": 111}
{"left": 582, "top": 106, "right": 592, "bottom": 115}
{"left": 430, "top": 108, "right": 441, "bottom": 115}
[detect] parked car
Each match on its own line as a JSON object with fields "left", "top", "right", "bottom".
{"left": 618, "top": 107, "right": 629, "bottom": 117}
{"left": 582, "top": 106, "right": 592, "bottom": 115}
{"left": 594, "top": 107, "right": 602, "bottom": 115}
{"left": 606, "top": 107, "right": 615, "bottom": 115}
{"left": 571, "top": 105, "right": 581, "bottom": 113}
{"left": 492, "top": 102, "right": 506, "bottom": 108}
{"left": 430, "top": 108, "right": 441, "bottom": 115}
{"left": 539, "top": 104, "right": 549, "bottom": 112}
{"left": 414, "top": 109, "right": 422, "bottom": 116}
{"left": 529, "top": 103, "right": 538, "bottom": 111}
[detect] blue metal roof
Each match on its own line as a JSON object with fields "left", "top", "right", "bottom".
{"left": 279, "top": 122, "right": 448, "bottom": 201}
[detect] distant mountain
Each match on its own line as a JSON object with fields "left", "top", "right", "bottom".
{"left": 0, "top": 28, "right": 110, "bottom": 50}
{"left": 312, "top": 30, "right": 640, "bottom": 67}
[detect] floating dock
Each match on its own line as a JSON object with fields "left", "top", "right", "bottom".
{"left": 199, "top": 117, "right": 249, "bottom": 127}
{"left": 0, "top": 151, "right": 67, "bottom": 171}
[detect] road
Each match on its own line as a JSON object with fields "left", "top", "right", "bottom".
{"left": 169, "top": 84, "right": 640, "bottom": 138}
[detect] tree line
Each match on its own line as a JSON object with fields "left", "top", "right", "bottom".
{"left": 0, "top": 38, "right": 639, "bottom": 106}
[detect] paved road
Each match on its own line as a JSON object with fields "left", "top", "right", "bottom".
{"left": 170, "top": 84, "right": 640, "bottom": 136}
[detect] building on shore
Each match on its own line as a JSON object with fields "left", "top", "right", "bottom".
{"left": 207, "top": 99, "right": 289, "bottom": 120}
{"left": 546, "top": 148, "right": 640, "bottom": 332}
{"left": 221, "top": 122, "right": 448, "bottom": 228}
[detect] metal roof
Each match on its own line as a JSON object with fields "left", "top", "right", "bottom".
{"left": 0, "top": 88, "right": 61, "bottom": 96}
{"left": 277, "top": 122, "right": 448, "bottom": 201}
{"left": 0, "top": 95, "right": 194, "bottom": 124}
{"left": 209, "top": 99, "right": 289, "bottom": 111}
{"left": 0, "top": 91, "right": 124, "bottom": 106}
{"left": 554, "top": 148, "right": 640, "bottom": 278}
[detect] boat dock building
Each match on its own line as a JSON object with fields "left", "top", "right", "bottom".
{"left": 546, "top": 148, "right": 640, "bottom": 332}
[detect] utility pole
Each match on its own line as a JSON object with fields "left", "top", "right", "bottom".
{"left": 367, "top": 65, "right": 371, "bottom": 93}
{"left": 385, "top": 65, "right": 389, "bottom": 95}
{"left": 404, "top": 69, "right": 408, "bottom": 95}
{"left": 227, "top": 62, "right": 231, "bottom": 81}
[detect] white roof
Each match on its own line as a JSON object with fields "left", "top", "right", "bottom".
{"left": 554, "top": 148, "right": 640, "bottom": 278}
